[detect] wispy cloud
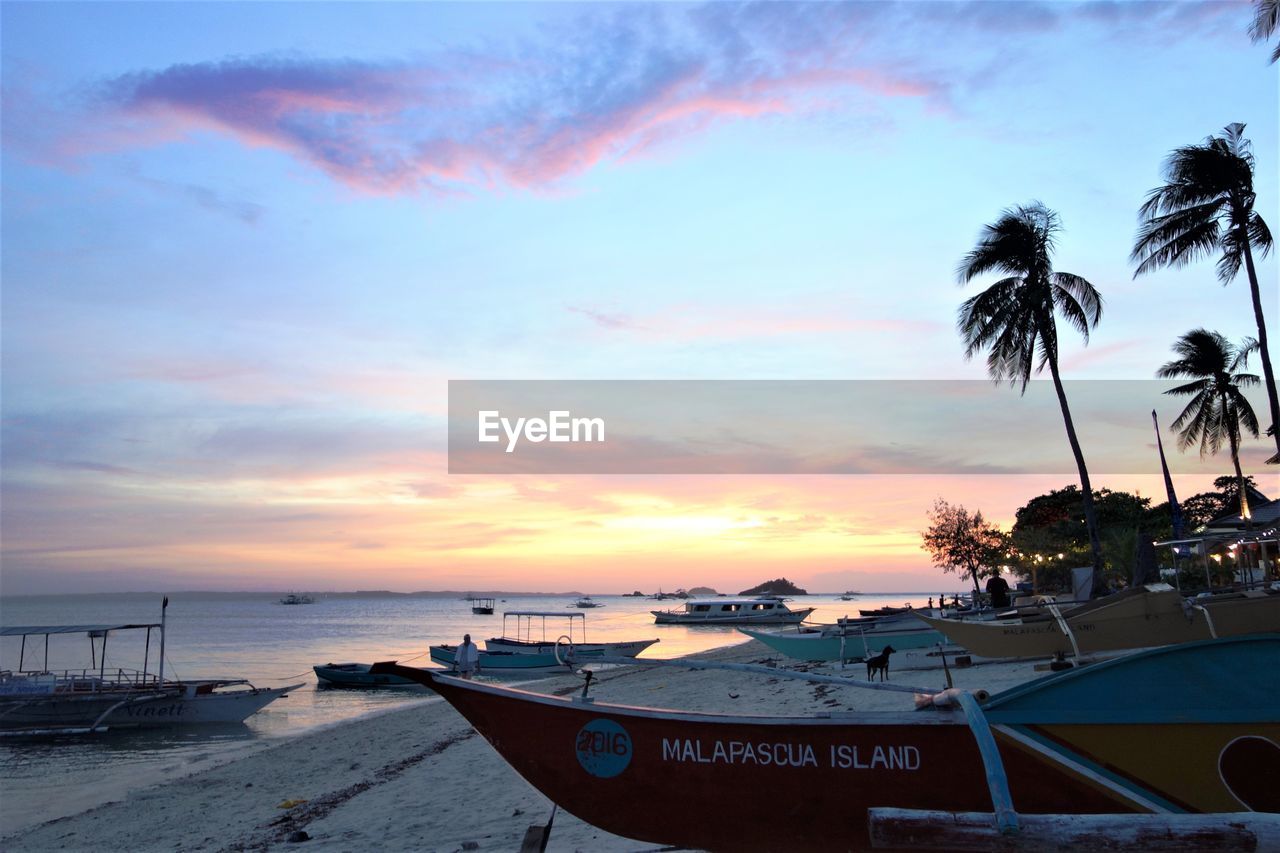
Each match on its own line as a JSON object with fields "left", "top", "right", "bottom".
{"left": 28, "top": 4, "right": 958, "bottom": 196}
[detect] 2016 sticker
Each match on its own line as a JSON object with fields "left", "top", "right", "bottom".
{"left": 575, "top": 719, "right": 632, "bottom": 778}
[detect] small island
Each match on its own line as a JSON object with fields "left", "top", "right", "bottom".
{"left": 739, "top": 577, "right": 807, "bottom": 596}
{"left": 688, "top": 586, "right": 718, "bottom": 595}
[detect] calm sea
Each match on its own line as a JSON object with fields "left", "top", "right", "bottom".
{"left": 0, "top": 590, "right": 941, "bottom": 835}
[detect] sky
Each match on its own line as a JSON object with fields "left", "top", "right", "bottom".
{"left": 2, "top": 1, "right": 1278, "bottom": 595}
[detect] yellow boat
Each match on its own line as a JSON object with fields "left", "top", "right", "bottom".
{"left": 917, "top": 584, "right": 1279, "bottom": 659}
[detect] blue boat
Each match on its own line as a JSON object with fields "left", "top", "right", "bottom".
{"left": 740, "top": 615, "right": 947, "bottom": 661}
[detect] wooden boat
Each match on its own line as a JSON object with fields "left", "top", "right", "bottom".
{"left": 740, "top": 616, "right": 946, "bottom": 661}
{"left": 471, "top": 597, "right": 495, "bottom": 615}
{"left": 917, "top": 584, "right": 1280, "bottom": 659}
{"left": 652, "top": 596, "right": 815, "bottom": 625}
{"left": 383, "top": 635, "right": 1280, "bottom": 851}
{"left": 313, "top": 661, "right": 440, "bottom": 688}
{"left": 484, "top": 611, "right": 658, "bottom": 658}
{"left": 0, "top": 612, "right": 300, "bottom": 734}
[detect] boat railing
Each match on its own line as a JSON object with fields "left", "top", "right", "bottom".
{"left": 3, "top": 667, "right": 164, "bottom": 693}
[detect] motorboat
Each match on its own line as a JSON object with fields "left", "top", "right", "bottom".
{"left": 572, "top": 596, "right": 604, "bottom": 608}
{"left": 651, "top": 596, "right": 814, "bottom": 625}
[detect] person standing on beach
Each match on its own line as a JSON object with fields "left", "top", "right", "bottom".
{"left": 454, "top": 634, "right": 481, "bottom": 679}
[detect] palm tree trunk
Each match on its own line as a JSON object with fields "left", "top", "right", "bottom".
{"left": 1225, "top": 410, "right": 1252, "bottom": 533}
{"left": 1241, "top": 237, "right": 1280, "bottom": 456}
{"left": 1047, "top": 356, "right": 1106, "bottom": 588}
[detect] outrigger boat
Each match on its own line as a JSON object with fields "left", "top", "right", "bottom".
{"left": 741, "top": 615, "right": 947, "bottom": 662}
{"left": 917, "top": 583, "right": 1279, "bottom": 659}
{"left": 652, "top": 595, "right": 814, "bottom": 625}
{"left": 0, "top": 601, "right": 300, "bottom": 734}
{"left": 381, "top": 635, "right": 1280, "bottom": 851}
{"left": 484, "top": 611, "right": 658, "bottom": 658}
{"left": 432, "top": 611, "right": 659, "bottom": 674}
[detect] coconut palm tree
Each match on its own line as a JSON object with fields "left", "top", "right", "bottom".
{"left": 1250, "top": 0, "right": 1279, "bottom": 63}
{"left": 1132, "top": 123, "right": 1278, "bottom": 458}
{"left": 957, "top": 202, "right": 1106, "bottom": 580}
{"left": 1157, "top": 329, "right": 1260, "bottom": 528}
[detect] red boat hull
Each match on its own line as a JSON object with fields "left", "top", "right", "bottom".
{"left": 418, "top": 675, "right": 1135, "bottom": 852}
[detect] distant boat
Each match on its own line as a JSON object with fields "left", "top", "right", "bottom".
{"left": 0, "top": 603, "right": 300, "bottom": 734}
{"left": 572, "top": 596, "right": 604, "bottom": 608}
{"left": 652, "top": 596, "right": 814, "bottom": 625}
{"left": 471, "top": 597, "right": 496, "bottom": 615}
{"left": 313, "top": 662, "right": 439, "bottom": 688}
{"left": 385, "top": 635, "right": 1280, "bottom": 851}
{"left": 279, "top": 593, "right": 314, "bottom": 605}
{"left": 838, "top": 591, "right": 860, "bottom": 601}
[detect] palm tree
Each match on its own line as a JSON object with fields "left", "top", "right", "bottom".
{"left": 1250, "top": 0, "right": 1279, "bottom": 63}
{"left": 1157, "top": 329, "right": 1260, "bottom": 528}
{"left": 957, "top": 202, "right": 1106, "bottom": 581}
{"left": 1132, "top": 123, "right": 1278, "bottom": 458}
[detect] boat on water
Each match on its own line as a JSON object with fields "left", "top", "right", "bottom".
{"left": 471, "top": 597, "right": 496, "bottom": 615}
{"left": 279, "top": 592, "right": 314, "bottom": 605}
{"left": 0, "top": 604, "right": 300, "bottom": 734}
{"left": 377, "top": 635, "right": 1280, "bottom": 851}
{"left": 741, "top": 615, "right": 947, "bottom": 661}
{"left": 572, "top": 596, "right": 604, "bottom": 608}
{"left": 313, "top": 661, "right": 440, "bottom": 688}
{"left": 652, "top": 595, "right": 814, "bottom": 625}
{"left": 484, "top": 611, "right": 658, "bottom": 658}
{"left": 917, "top": 583, "right": 1280, "bottom": 659}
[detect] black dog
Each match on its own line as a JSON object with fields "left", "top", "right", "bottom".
{"left": 865, "top": 645, "right": 896, "bottom": 681}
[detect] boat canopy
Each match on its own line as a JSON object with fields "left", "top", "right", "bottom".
{"left": 0, "top": 623, "right": 162, "bottom": 637}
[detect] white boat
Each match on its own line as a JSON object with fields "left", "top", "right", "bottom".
{"left": 571, "top": 596, "right": 604, "bottom": 608}
{"left": 0, "top": 600, "right": 301, "bottom": 734}
{"left": 484, "top": 611, "right": 658, "bottom": 657}
{"left": 651, "top": 595, "right": 815, "bottom": 625}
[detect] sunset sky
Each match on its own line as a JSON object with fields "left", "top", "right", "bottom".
{"left": 2, "top": 1, "right": 1277, "bottom": 595}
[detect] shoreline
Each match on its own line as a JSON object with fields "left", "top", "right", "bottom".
{"left": 2, "top": 641, "right": 1051, "bottom": 852}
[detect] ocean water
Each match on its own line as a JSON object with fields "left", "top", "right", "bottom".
{"left": 0, "top": 590, "right": 941, "bottom": 835}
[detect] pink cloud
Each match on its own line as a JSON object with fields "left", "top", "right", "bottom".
{"left": 27, "top": 6, "right": 956, "bottom": 196}
{"left": 570, "top": 302, "right": 944, "bottom": 341}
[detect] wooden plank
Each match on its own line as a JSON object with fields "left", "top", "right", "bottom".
{"left": 867, "top": 809, "right": 1280, "bottom": 851}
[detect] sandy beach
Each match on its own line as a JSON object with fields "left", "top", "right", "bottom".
{"left": 0, "top": 639, "right": 1058, "bottom": 853}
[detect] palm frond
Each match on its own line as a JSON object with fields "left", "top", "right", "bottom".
{"left": 1132, "top": 206, "right": 1223, "bottom": 276}
{"left": 1248, "top": 212, "right": 1274, "bottom": 256}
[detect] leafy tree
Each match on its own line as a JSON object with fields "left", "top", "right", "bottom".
{"left": 1009, "top": 486, "right": 1172, "bottom": 590}
{"left": 957, "top": 202, "right": 1106, "bottom": 581}
{"left": 1180, "top": 475, "right": 1261, "bottom": 531}
{"left": 1158, "top": 330, "right": 1261, "bottom": 528}
{"left": 921, "top": 499, "right": 1007, "bottom": 594}
{"left": 1251, "top": 0, "right": 1279, "bottom": 63}
{"left": 1133, "top": 124, "right": 1278, "bottom": 457}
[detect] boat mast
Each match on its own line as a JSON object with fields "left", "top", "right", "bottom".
{"left": 158, "top": 596, "right": 168, "bottom": 684}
